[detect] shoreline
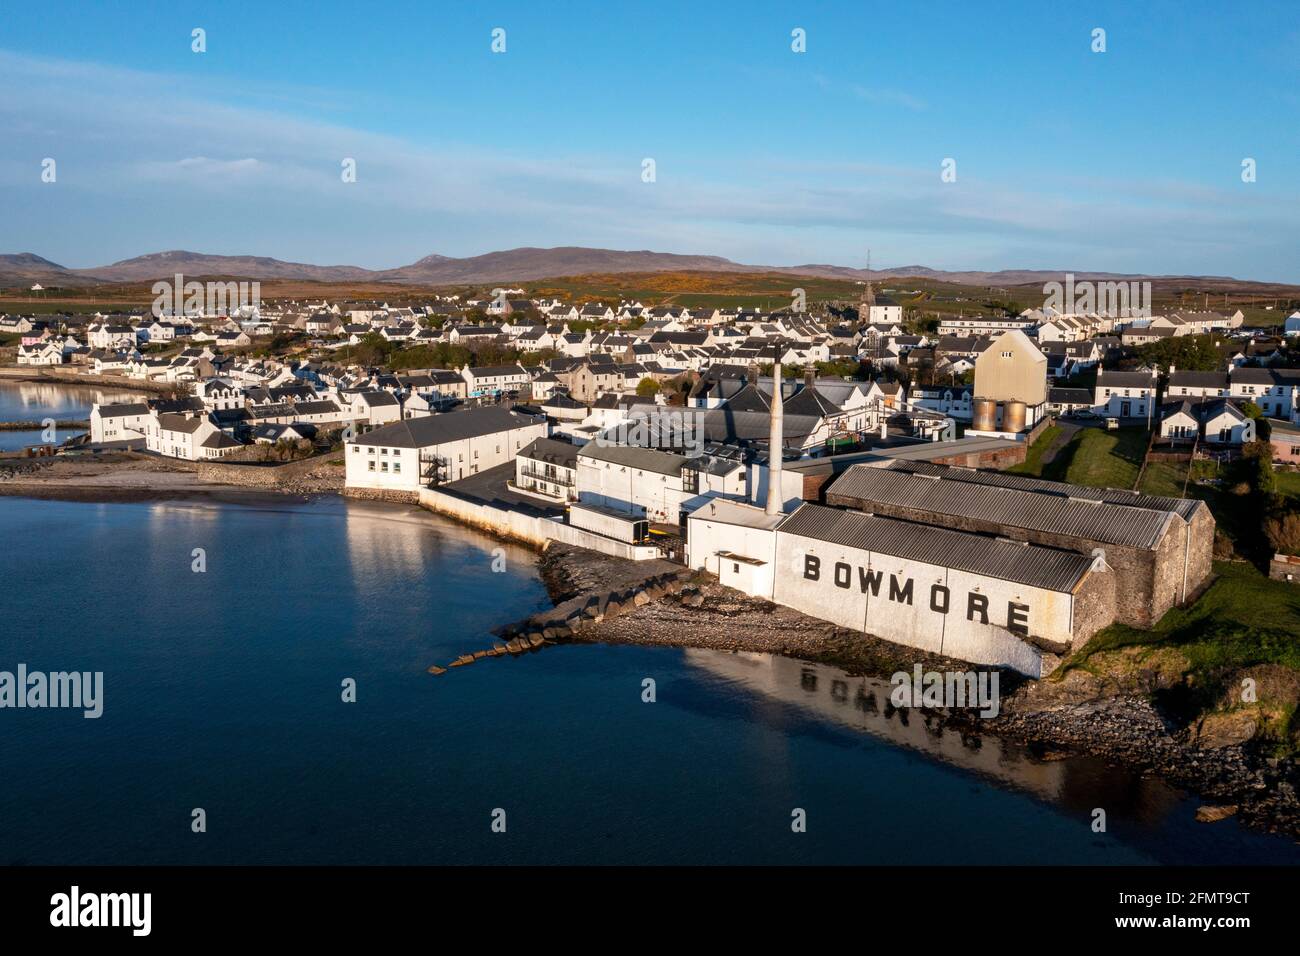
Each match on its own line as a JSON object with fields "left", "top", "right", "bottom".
{"left": 525, "top": 543, "right": 1300, "bottom": 843}
{"left": 0, "top": 367, "right": 175, "bottom": 394}
{"left": 0, "top": 481, "right": 316, "bottom": 506}
{"left": 5, "top": 478, "right": 1296, "bottom": 842}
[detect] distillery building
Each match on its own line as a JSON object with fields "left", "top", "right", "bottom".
{"left": 824, "top": 461, "right": 1214, "bottom": 628}
{"left": 687, "top": 460, "right": 1215, "bottom": 678}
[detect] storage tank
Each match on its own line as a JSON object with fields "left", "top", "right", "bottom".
{"left": 971, "top": 397, "right": 998, "bottom": 432}
{"left": 1003, "top": 399, "right": 1027, "bottom": 433}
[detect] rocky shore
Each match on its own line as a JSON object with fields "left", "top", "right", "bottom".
{"left": 524, "top": 543, "right": 1300, "bottom": 842}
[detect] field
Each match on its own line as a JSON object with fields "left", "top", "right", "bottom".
{"left": 5, "top": 270, "right": 1299, "bottom": 327}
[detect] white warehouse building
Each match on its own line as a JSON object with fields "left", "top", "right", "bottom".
{"left": 687, "top": 499, "right": 1111, "bottom": 678}
{"left": 345, "top": 406, "right": 547, "bottom": 493}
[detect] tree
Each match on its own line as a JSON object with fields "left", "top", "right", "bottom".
{"left": 1135, "top": 334, "right": 1222, "bottom": 373}
{"left": 635, "top": 377, "right": 660, "bottom": 397}
{"left": 1264, "top": 511, "right": 1300, "bottom": 556}
{"left": 1240, "top": 440, "right": 1277, "bottom": 497}
{"left": 352, "top": 332, "right": 393, "bottom": 367}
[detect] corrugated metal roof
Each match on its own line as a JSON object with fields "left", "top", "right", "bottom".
{"left": 777, "top": 503, "right": 1093, "bottom": 593}
{"left": 886, "top": 460, "right": 1205, "bottom": 522}
{"left": 826, "top": 464, "right": 1175, "bottom": 550}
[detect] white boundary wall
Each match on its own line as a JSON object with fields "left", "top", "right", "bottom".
{"left": 418, "top": 488, "right": 661, "bottom": 560}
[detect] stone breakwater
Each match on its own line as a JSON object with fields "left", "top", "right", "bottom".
{"left": 0, "top": 420, "right": 87, "bottom": 430}
{"left": 0, "top": 452, "right": 344, "bottom": 500}
{"left": 513, "top": 543, "right": 1300, "bottom": 841}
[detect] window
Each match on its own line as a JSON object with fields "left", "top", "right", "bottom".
{"left": 381, "top": 461, "right": 389, "bottom": 472}
{"left": 368, "top": 461, "right": 375, "bottom": 471}
{"left": 352, "top": 446, "right": 359, "bottom": 453}
{"left": 393, "top": 462, "right": 400, "bottom": 473}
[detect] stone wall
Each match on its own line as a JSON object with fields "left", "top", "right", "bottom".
{"left": 195, "top": 454, "right": 344, "bottom": 491}
{"left": 33, "top": 369, "right": 179, "bottom": 395}
{"left": 1269, "top": 554, "right": 1300, "bottom": 583}
{"left": 1071, "top": 564, "right": 1117, "bottom": 648}
{"left": 928, "top": 445, "right": 1027, "bottom": 469}
{"left": 342, "top": 487, "right": 420, "bottom": 505}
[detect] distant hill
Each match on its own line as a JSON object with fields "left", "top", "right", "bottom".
{"left": 75, "top": 250, "right": 377, "bottom": 284}
{"left": 0, "top": 246, "right": 1283, "bottom": 291}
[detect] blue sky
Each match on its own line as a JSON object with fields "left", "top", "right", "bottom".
{"left": 2, "top": 0, "right": 1298, "bottom": 280}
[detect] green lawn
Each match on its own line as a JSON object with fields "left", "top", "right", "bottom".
{"left": 1075, "top": 562, "right": 1300, "bottom": 672}
{"left": 1275, "top": 469, "right": 1300, "bottom": 501}
{"left": 1059, "top": 427, "right": 1149, "bottom": 489}
{"left": 1004, "top": 424, "right": 1062, "bottom": 477}
{"left": 1138, "top": 458, "right": 1190, "bottom": 498}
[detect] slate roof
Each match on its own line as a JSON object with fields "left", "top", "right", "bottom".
{"left": 518, "top": 437, "right": 579, "bottom": 469}
{"left": 351, "top": 406, "right": 543, "bottom": 449}
{"left": 578, "top": 441, "right": 687, "bottom": 476}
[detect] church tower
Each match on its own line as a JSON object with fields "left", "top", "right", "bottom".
{"left": 859, "top": 249, "right": 875, "bottom": 321}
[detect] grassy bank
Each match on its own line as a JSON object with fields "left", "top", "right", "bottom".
{"left": 1062, "top": 427, "right": 1148, "bottom": 488}
{"left": 1004, "top": 424, "right": 1061, "bottom": 477}
{"left": 1062, "top": 561, "right": 1300, "bottom": 755}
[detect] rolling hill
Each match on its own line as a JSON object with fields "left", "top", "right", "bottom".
{"left": 0, "top": 247, "right": 1286, "bottom": 292}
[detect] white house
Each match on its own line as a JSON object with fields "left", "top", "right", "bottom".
{"left": 1093, "top": 368, "right": 1158, "bottom": 420}
{"left": 685, "top": 498, "right": 783, "bottom": 597}
{"left": 16, "top": 341, "right": 64, "bottom": 365}
{"left": 89, "top": 402, "right": 152, "bottom": 443}
{"left": 88, "top": 324, "right": 139, "bottom": 349}
{"left": 576, "top": 442, "right": 695, "bottom": 523}
{"left": 345, "top": 406, "right": 548, "bottom": 492}
{"left": 1158, "top": 398, "right": 1251, "bottom": 446}
{"left": 1158, "top": 401, "right": 1200, "bottom": 444}
{"left": 513, "top": 437, "right": 579, "bottom": 502}
{"left": 461, "top": 364, "right": 531, "bottom": 398}
{"left": 144, "top": 412, "right": 243, "bottom": 460}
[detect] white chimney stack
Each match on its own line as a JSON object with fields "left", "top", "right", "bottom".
{"left": 765, "top": 360, "right": 784, "bottom": 516}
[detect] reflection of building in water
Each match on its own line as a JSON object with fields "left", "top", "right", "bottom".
{"left": 0, "top": 381, "right": 147, "bottom": 418}
{"left": 342, "top": 498, "right": 536, "bottom": 585}
{"left": 344, "top": 500, "right": 430, "bottom": 582}
{"left": 684, "top": 649, "right": 1183, "bottom": 821}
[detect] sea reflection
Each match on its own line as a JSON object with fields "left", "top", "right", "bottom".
{"left": 0, "top": 380, "right": 148, "bottom": 421}
{"left": 684, "top": 650, "right": 1184, "bottom": 824}
{"left": 341, "top": 498, "right": 536, "bottom": 586}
